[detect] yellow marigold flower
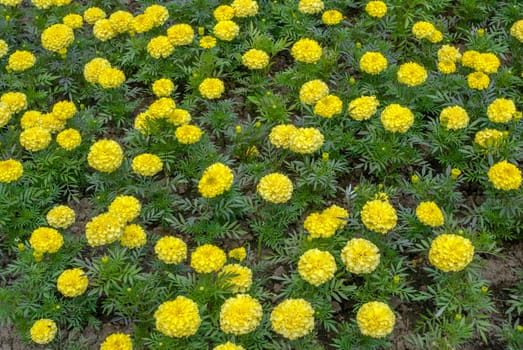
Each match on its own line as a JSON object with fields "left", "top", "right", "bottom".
{"left": 191, "top": 244, "right": 227, "bottom": 273}
{"left": 461, "top": 50, "right": 479, "bottom": 68}
{"left": 147, "top": 36, "right": 174, "bottom": 59}
{"left": 231, "top": 0, "right": 258, "bottom": 17}
{"left": 359, "top": 51, "right": 388, "bottom": 75}
{"left": 1, "top": 92, "right": 26, "bottom": 113}
{"left": 93, "top": 19, "right": 117, "bottom": 41}
{"left": 0, "top": 0, "right": 22, "bottom": 6}
{"left": 380, "top": 104, "right": 414, "bottom": 133}
{"left": 467, "top": 71, "right": 490, "bottom": 90}
{"left": 314, "top": 94, "right": 342, "bottom": 118}
{"left": 214, "top": 342, "right": 245, "bottom": 350}
{"left": 199, "top": 35, "right": 217, "bottom": 49}
{"left": 322, "top": 204, "right": 349, "bottom": 227}
{"left": 83, "top": 57, "right": 111, "bottom": 84}
{"left": 20, "top": 110, "right": 42, "bottom": 129}
{"left": 98, "top": 67, "right": 125, "bottom": 89}
{"left": 108, "top": 195, "right": 141, "bottom": 223}
{"left": 361, "top": 198, "right": 397, "bottom": 233}
{"left": 365, "top": 1, "right": 387, "bottom": 18}
{"left": 0, "top": 103, "right": 12, "bottom": 127}
{"left": 40, "top": 113, "right": 65, "bottom": 133}
{"left": 269, "top": 124, "right": 297, "bottom": 148}
{"left": 298, "top": 249, "right": 336, "bottom": 286}
{"left": 475, "top": 53, "right": 500, "bottom": 74}
{"left": 304, "top": 212, "right": 339, "bottom": 238}
{"left": 299, "top": 79, "right": 329, "bottom": 105}
{"left": 429, "top": 234, "right": 474, "bottom": 272}
{"left": 242, "top": 49, "right": 270, "bottom": 69}
{"left": 412, "top": 21, "right": 436, "bottom": 39}
{"left": 214, "top": 5, "right": 235, "bottom": 21}
{"left": 322, "top": 10, "right": 343, "bottom": 25}
{"left": 144, "top": 4, "right": 169, "bottom": 27}
{"left": 63, "top": 14, "right": 83, "bottom": 29}
{"left": 131, "top": 14, "right": 154, "bottom": 33}
{"left": 30, "top": 319, "right": 57, "bottom": 345}
{"left": 134, "top": 112, "right": 153, "bottom": 134}
{"left": 46, "top": 205, "right": 75, "bottom": 229}
{"left": 0, "top": 159, "right": 23, "bottom": 183}
{"left": 175, "top": 124, "right": 203, "bottom": 144}
{"left": 341, "top": 238, "right": 380, "bottom": 274}
{"left": 31, "top": 0, "right": 53, "bottom": 9}
{"left": 108, "top": 11, "right": 133, "bottom": 33}
{"left": 0, "top": 40, "right": 8, "bottom": 58}
{"left": 357, "top": 301, "right": 395, "bottom": 338}
{"left": 132, "top": 153, "right": 163, "bottom": 176}
{"left": 57, "top": 268, "right": 88, "bottom": 297}
{"left": 397, "top": 62, "right": 427, "bottom": 86}
{"left": 41, "top": 24, "right": 74, "bottom": 52}
{"left": 510, "top": 20, "right": 523, "bottom": 42}
{"left": 298, "top": 0, "right": 324, "bottom": 14}
{"left": 487, "top": 161, "right": 522, "bottom": 191}
{"left": 52, "top": 101, "right": 76, "bottom": 121}
{"left": 100, "top": 333, "right": 133, "bottom": 350}
{"left": 167, "top": 24, "right": 194, "bottom": 46}
{"left": 257, "top": 173, "right": 293, "bottom": 203}
{"left": 53, "top": 0, "right": 72, "bottom": 6}
{"left": 56, "top": 128, "right": 81, "bottom": 151}
{"left": 416, "top": 201, "right": 444, "bottom": 227}
{"left": 438, "top": 60, "right": 456, "bottom": 74}
{"left": 85, "top": 212, "right": 124, "bottom": 247}
{"left": 30, "top": 227, "right": 63, "bottom": 253}
{"left": 19, "top": 127, "right": 51, "bottom": 152}
{"left": 199, "top": 78, "right": 225, "bottom": 99}
{"left": 120, "top": 224, "right": 147, "bottom": 248}
{"left": 152, "top": 78, "right": 174, "bottom": 97}
{"left": 428, "top": 30, "right": 443, "bottom": 43}
{"left": 87, "top": 139, "right": 123, "bottom": 173}
{"left": 214, "top": 20, "right": 240, "bottom": 41}
{"left": 220, "top": 264, "right": 252, "bottom": 293}
{"left": 348, "top": 95, "right": 379, "bottom": 121}
{"left": 288, "top": 127, "right": 324, "bottom": 154}
{"left": 155, "top": 236, "right": 187, "bottom": 264}
{"left": 271, "top": 299, "right": 314, "bottom": 340}
{"left": 228, "top": 247, "right": 247, "bottom": 262}
{"left": 291, "top": 38, "right": 322, "bottom": 64}
{"left": 7, "top": 50, "right": 36, "bottom": 71}
{"left": 167, "top": 108, "right": 191, "bottom": 125}
{"left": 148, "top": 97, "right": 176, "bottom": 119}
{"left": 487, "top": 98, "right": 516, "bottom": 123}
{"left": 198, "top": 163, "right": 234, "bottom": 198}
{"left": 220, "top": 294, "right": 262, "bottom": 335}
{"left": 438, "top": 45, "right": 461, "bottom": 62}
{"left": 154, "top": 296, "right": 201, "bottom": 338}
{"left": 439, "top": 106, "right": 470, "bottom": 130}
{"left": 84, "top": 7, "right": 106, "bottom": 24}
{"left": 474, "top": 128, "right": 505, "bottom": 148}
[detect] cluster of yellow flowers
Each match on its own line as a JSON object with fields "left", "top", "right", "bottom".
{"left": 360, "top": 51, "right": 388, "bottom": 75}
{"left": 380, "top": 104, "right": 415, "bottom": 133}
{"left": 461, "top": 50, "right": 500, "bottom": 90}
{"left": 297, "top": 248, "right": 337, "bottom": 286}
{"left": 299, "top": 79, "right": 329, "bottom": 105}
{"left": 510, "top": 19, "right": 523, "bottom": 42}
{"left": 487, "top": 98, "right": 517, "bottom": 124}
{"left": 242, "top": 48, "right": 270, "bottom": 69}
{"left": 62, "top": 14, "right": 83, "bottom": 29}
{"left": 154, "top": 236, "right": 187, "bottom": 264}
{"left": 46, "top": 205, "right": 75, "bottom": 229}
{"left": 416, "top": 201, "right": 444, "bottom": 227}
{"left": 437, "top": 44, "right": 462, "bottom": 74}
{"left": 41, "top": 24, "right": 74, "bottom": 53}
{"left": 298, "top": 0, "right": 324, "bottom": 14}
{"left": 0, "top": 159, "right": 23, "bottom": 183}
{"left": 147, "top": 23, "right": 194, "bottom": 59}
{"left": 412, "top": 21, "right": 442, "bottom": 43}
{"left": 84, "top": 57, "right": 125, "bottom": 89}
{"left": 120, "top": 224, "right": 147, "bottom": 249}
{"left": 365, "top": 1, "right": 387, "bottom": 18}
{"left": 30, "top": 319, "right": 57, "bottom": 344}
{"left": 100, "top": 333, "right": 133, "bottom": 350}
{"left": 348, "top": 95, "right": 380, "bottom": 121}
{"left": 474, "top": 128, "right": 507, "bottom": 149}
{"left": 198, "top": 162, "right": 234, "bottom": 198}
{"left": 154, "top": 296, "right": 201, "bottom": 337}
{"left": 29, "top": 227, "right": 64, "bottom": 254}
{"left": 269, "top": 124, "right": 324, "bottom": 154}
{"left": 87, "top": 139, "right": 124, "bottom": 173}
{"left": 303, "top": 204, "right": 348, "bottom": 238}
{"left": 152, "top": 78, "right": 175, "bottom": 97}
{"left": 7, "top": 50, "right": 36, "bottom": 72}
{"left": 56, "top": 268, "right": 89, "bottom": 297}
{"left": 341, "top": 238, "right": 381, "bottom": 274}
{"left": 257, "top": 173, "right": 293, "bottom": 203}
{"left": 322, "top": 10, "right": 343, "bottom": 25}
{"left": 487, "top": 160, "right": 522, "bottom": 191}
{"left": 356, "top": 301, "right": 395, "bottom": 338}
{"left": 439, "top": 106, "right": 470, "bottom": 130}
{"left": 397, "top": 62, "right": 428, "bottom": 87}
{"left": 175, "top": 124, "right": 204, "bottom": 144}
{"left": 429, "top": 234, "right": 474, "bottom": 272}
{"left": 131, "top": 153, "right": 163, "bottom": 176}
{"left": 270, "top": 298, "right": 315, "bottom": 340}
{"left": 1, "top": 91, "right": 27, "bottom": 128}
{"left": 219, "top": 294, "right": 263, "bottom": 335}
{"left": 314, "top": 94, "right": 343, "bottom": 118}
{"left": 291, "top": 38, "right": 323, "bottom": 63}
{"left": 361, "top": 195, "right": 397, "bottom": 233}
{"left": 191, "top": 244, "right": 227, "bottom": 273}
{"left": 199, "top": 77, "right": 225, "bottom": 99}
{"left": 30, "top": 0, "right": 71, "bottom": 10}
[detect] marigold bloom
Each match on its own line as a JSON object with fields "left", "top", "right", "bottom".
{"left": 147, "top": 36, "right": 174, "bottom": 59}
{"left": 214, "top": 20, "right": 240, "bottom": 41}
{"left": 154, "top": 296, "right": 201, "bottom": 338}
{"left": 314, "top": 94, "right": 342, "bottom": 118}
{"left": 167, "top": 24, "right": 194, "bottom": 46}
{"left": 461, "top": 50, "right": 479, "bottom": 68}
{"left": 120, "top": 224, "right": 147, "bottom": 248}
{"left": 0, "top": 159, "right": 23, "bottom": 183}
{"left": 0, "top": 40, "right": 8, "bottom": 58}
{"left": 41, "top": 24, "right": 74, "bottom": 52}
{"left": 30, "top": 319, "right": 57, "bottom": 344}
{"left": 269, "top": 124, "right": 298, "bottom": 148}
{"left": 56, "top": 128, "right": 81, "bottom": 151}
{"left": 428, "top": 30, "right": 443, "bottom": 43}
{"left": 198, "top": 163, "right": 234, "bottom": 198}
{"left": 439, "top": 106, "right": 469, "bottom": 130}
{"left": 199, "top": 36, "right": 217, "bottom": 49}
{"left": 148, "top": 97, "right": 176, "bottom": 119}
{"left": 438, "top": 60, "right": 456, "bottom": 74}
{"left": 30, "top": 227, "right": 63, "bottom": 253}
{"left": 299, "top": 79, "right": 329, "bottom": 105}
{"left": 214, "top": 5, "right": 235, "bottom": 21}
{"left": 144, "top": 4, "right": 169, "bottom": 27}
{"left": 0, "top": 103, "right": 12, "bottom": 127}
{"left": 467, "top": 71, "right": 489, "bottom": 90}
{"left": 31, "top": 0, "right": 53, "bottom": 9}
{"left": 108, "top": 11, "right": 133, "bottom": 33}
{"left": 322, "top": 10, "right": 343, "bottom": 25}
{"left": 63, "top": 14, "right": 83, "bottom": 29}
{"left": 416, "top": 201, "right": 444, "bottom": 227}
{"left": 474, "top": 128, "right": 506, "bottom": 148}
{"left": 175, "top": 125, "right": 203, "bottom": 144}
{"left": 412, "top": 21, "right": 436, "bottom": 39}
{"left": 87, "top": 139, "right": 123, "bottom": 173}
{"left": 298, "top": 0, "right": 324, "bottom": 14}
{"left": 132, "top": 153, "right": 163, "bottom": 176}
{"left": 46, "top": 205, "right": 75, "bottom": 229}
{"left": 83, "top": 57, "right": 111, "bottom": 84}
{"left": 214, "top": 342, "right": 245, "bottom": 350}
{"left": 231, "top": 0, "right": 258, "bottom": 17}
{"left": 242, "top": 49, "right": 270, "bottom": 69}
{"left": 487, "top": 161, "right": 522, "bottom": 191}
{"left": 155, "top": 236, "right": 187, "bottom": 264}
{"left": 348, "top": 95, "right": 379, "bottom": 121}
{"left": 360, "top": 52, "right": 388, "bottom": 75}
{"left": 57, "top": 268, "right": 88, "bottom": 297}
{"left": 397, "top": 62, "right": 427, "bottom": 86}
{"left": 380, "top": 104, "right": 414, "bottom": 133}
{"left": 474, "top": 53, "right": 500, "bottom": 74}
{"left": 228, "top": 247, "right": 247, "bottom": 261}
{"left": 356, "top": 301, "right": 395, "bottom": 338}
{"left": 1, "top": 92, "right": 27, "bottom": 113}
{"left": 20, "top": 127, "right": 52, "bottom": 152}
{"left": 257, "top": 173, "right": 293, "bottom": 203}
{"left": 52, "top": 101, "right": 76, "bottom": 121}
{"left": 100, "top": 333, "right": 133, "bottom": 350}
{"left": 108, "top": 195, "right": 141, "bottom": 223}
{"left": 83, "top": 7, "right": 106, "bottom": 24}
{"left": 85, "top": 212, "right": 124, "bottom": 247}
{"left": 438, "top": 45, "right": 461, "bottom": 62}
{"left": 199, "top": 78, "right": 225, "bottom": 99}
{"left": 288, "top": 127, "right": 324, "bottom": 154}
{"left": 365, "top": 1, "right": 387, "bottom": 18}
{"left": 298, "top": 249, "right": 336, "bottom": 286}
{"left": 429, "top": 234, "right": 474, "bottom": 272}
{"left": 220, "top": 264, "right": 253, "bottom": 293}
{"left": 510, "top": 20, "right": 523, "bottom": 42}
{"left": 0, "top": 0, "right": 22, "bottom": 6}
{"left": 271, "top": 299, "right": 314, "bottom": 340}
{"left": 93, "top": 19, "right": 117, "bottom": 41}
{"left": 166, "top": 108, "right": 190, "bottom": 125}
{"left": 40, "top": 113, "right": 65, "bottom": 133}
{"left": 304, "top": 212, "right": 340, "bottom": 238}
{"left": 8, "top": 50, "right": 36, "bottom": 71}
{"left": 291, "top": 38, "right": 322, "bottom": 63}
{"left": 131, "top": 14, "right": 154, "bottom": 33}
{"left": 19, "top": 110, "right": 42, "bottom": 129}
{"left": 341, "top": 238, "right": 380, "bottom": 274}
{"left": 361, "top": 198, "right": 397, "bottom": 233}
{"left": 98, "top": 67, "right": 125, "bottom": 89}
{"left": 152, "top": 78, "right": 174, "bottom": 97}
{"left": 220, "top": 294, "right": 263, "bottom": 335}
{"left": 487, "top": 98, "right": 516, "bottom": 124}
{"left": 191, "top": 244, "right": 227, "bottom": 273}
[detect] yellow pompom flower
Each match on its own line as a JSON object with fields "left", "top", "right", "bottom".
{"left": 147, "top": 36, "right": 174, "bottom": 59}
{"left": 228, "top": 247, "right": 247, "bottom": 262}
{"left": 20, "top": 110, "right": 42, "bottom": 129}
{"left": 31, "top": 0, "right": 53, "bottom": 10}
{"left": 154, "top": 236, "right": 187, "bottom": 264}
{"left": 52, "top": 101, "right": 76, "bottom": 121}
{"left": 46, "top": 205, "right": 75, "bottom": 229}
{"left": 291, "top": 38, "right": 322, "bottom": 64}
{"left": 487, "top": 98, "right": 516, "bottom": 124}
{"left": 167, "top": 108, "right": 191, "bottom": 125}
{"left": 100, "top": 334, "right": 133, "bottom": 350}
{"left": 19, "top": 127, "right": 51, "bottom": 152}
{"left": 397, "top": 62, "right": 427, "bottom": 86}
{"left": 416, "top": 201, "right": 444, "bottom": 227}
{"left": 231, "top": 0, "right": 258, "bottom": 17}
{"left": 132, "top": 153, "right": 163, "bottom": 176}
{"left": 510, "top": 20, "right": 523, "bottom": 42}
{"left": 167, "top": 24, "right": 194, "bottom": 46}
{"left": 41, "top": 24, "right": 74, "bottom": 53}
{"left": 63, "top": 14, "right": 83, "bottom": 29}
{"left": 191, "top": 244, "right": 227, "bottom": 273}
{"left": 83, "top": 57, "right": 111, "bottom": 84}
{"left": 298, "top": 0, "right": 324, "bottom": 14}
{"left": 214, "top": 20, "right": 240, "bottom": 41}
{"left": 199, "top": 36, "right": 217, "bottom": 49}
{"left": 438, "top": 45, "right": 461, "bottom": 63}
{"left": 299, "top": 79, "right": 329, "bottom": 105}
{"left": 175, "top": 125, "right": 203, "bottom": 144}
{"left": 412, "top": 21, "right": 436, "bottom": 39}
{"left": 365, "top": 1, "right": 387, "bottom": 18}
{"left": 322, "top": 10, "right": 343, "bottom": 25}
{"left": 220, "top": 264, "right": 253, "bottom": 293}
{"left": 144, "top": 4, "right": 169, "bottom": 27}
{"left": 474, "top": 128, "right": 506, "bottom": 148}
{"left": 438, "top": 60, "right": 457, "bottom": 74}
{"left": 198, "top": 163, "right": 234, "bottom": 198}
{"left": 199, "top": 78, "right": 225, "bottom": 99}
{"left": 98, "top": 67, "right": 125, "bottom": 89}
{"left": 359, "top": 51, "right": 388, "bottom": 75}
{"left": 154, "top": 296, "right": 201, "bottom": 338}
{"left": 0, "top": 159, "right": 23, "bottom": 183}
{"left": 30, "top": 319, "right": 57, "bottom": 344}
{"left": 85, "top": 212, "right": 124, "bottom": 247}
{"left": 487, "top": 161, "right": 522, "bottom": 191}
{"left": 380, "top": 104, "right": 414, "bottom": 133}
{"left": 271, "top": 299, "right": 314, "bottom": 340}
{"left": 356, "top": 301, "right": 395, "bottom": 338}
{"left": 269, "top": 124, "right": 298, "bottom": 149}
{"left": 1, "top": 92, "right": 27, "bottom": 113}
{"left": 93, "top": 19, "right": 117, "bottom": 41}
{"left": 148, "top": 97, "right": 176, "bottom": 119}
{"left": 439, "top": 106, "right": 470, "bottom": 130}
{"left": 348, "top": 95, "right": 380, "bottom": 121}
{"left": 83, "top": 7, "right": 106, "bottom": 24}
{"left": 429, "top": 234, "right": 474, "bottom": 272}
{"left": 214, "top": 342, "right": 245, "bottom": 350}
{"left": 257, "top": 173, "right": 293, "bottom": 203}
{"left": 87, "top": 139, "right": 123, "bottom": 173}
{"left": 298, "top": 249, "right": 336, "bottom": 286}
{"left": 475, "top": 53, "right": 500, "bottom": 74}
{"left": 7, "top": 50, "right": 36, "bottom": 71}
{"left": 40, "top": 113, "right": 65, "bottom": 133}
{"left": 56, "top": 128, "right": 81, "bottom": 151}
{"left": 361, "top": 197, "right": 397, "bottom": 233}
{"left": 0, "top": 0, "right": 22, "bottom": 6}
{"left": 341, "top": 238, "right": 380, "bottom": 274}
{"left": 467, "top": 71, "right": 490, "bottom": 90}
{"left": 220, "top": 295, "right": 263, "bottom": 336}
{"left": 314, "top": 95, "right": 342, "bottom": 118}
{"left": 242, "top": 49, "right": 270, "bottom": 69}
{"left": 0, "top": 40, "right": 8, "bottom": 58}
{"left": 131, "top": 14, "right": 154, "bottom": 33}
{"left": 120, "top": 224, "right": 147, "bottom": 248}
{"left": 57, "top": 268, "right": 88, "bottom": 297}
{"left": 108, "top": 195, "right": 141, "bottom": 223}
{"left": 428, "top": 30, "right": 443, "bottom": 43}
{"left": 152, "top": 78, "right": 174, "bottom": 97}
{"left": 288, "top": 127, "right": 324, "bottom": 154}
{"left": 108, "top": 11, "right": 133, "bottom": 33}
{"left": 30, "top": 227, "right": 63, "bottom": 253}
{"left": 461, "top": 50, "right": 479, "bottom": 68}
{"left": 214, "top": 5, "right": 235, "bottom": 21}
{"left": 304, "top": 212, "right": 339, "bottom": 238}
{"left": 0, "top": 103, "right": 12, "bottom": 127}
